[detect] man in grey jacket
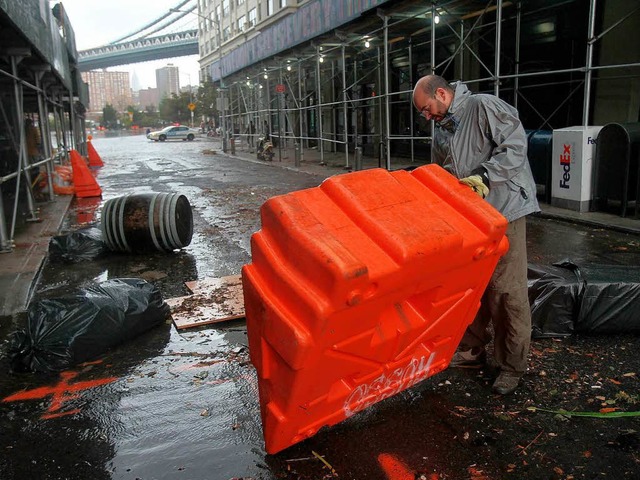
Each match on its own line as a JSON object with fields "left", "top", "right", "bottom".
{"left": 413, "top": 75, "right": 540, "bottom": 395}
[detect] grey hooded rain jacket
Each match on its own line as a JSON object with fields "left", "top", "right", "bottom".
{"left": 431, "top": 81, "right": 540, "bottom": 223}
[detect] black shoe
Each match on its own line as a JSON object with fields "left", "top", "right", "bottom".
{"left": 492, "top": 371, "right": 522, "bottom": 395}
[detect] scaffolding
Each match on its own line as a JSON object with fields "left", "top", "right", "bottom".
{"left": 0, "top": 2, "right": 87, "bottom": 253}
{"left": 212, "top": 0, "right": 639, "bottom": 173}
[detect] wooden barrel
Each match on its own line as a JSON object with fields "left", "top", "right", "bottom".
{"left": 101, "top": 193, "right": 193, "bottom": 253}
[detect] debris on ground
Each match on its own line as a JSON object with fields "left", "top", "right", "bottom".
{"left": 48, "top": 227, "right": 108, "bottom": 263}
{"left": 166, "top": 274, "right": 244, "bottom": 329}
{"left": 8, "top": 278, "right": 170, "bottom": 372}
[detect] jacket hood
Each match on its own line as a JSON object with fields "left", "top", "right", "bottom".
{"left": 448, "top": 81, "right": 472, "bottom": 115}
{"left": 436, "top": 81, "right": 472, "bottom": 133}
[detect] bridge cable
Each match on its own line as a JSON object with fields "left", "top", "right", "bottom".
{"left": 108, "top": 0, "right": 195, "bottom": 44}
{"left": 133, "top": 6, "right": 198, "bottom": 40}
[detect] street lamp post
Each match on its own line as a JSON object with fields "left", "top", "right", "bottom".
{"left": 170, "top": 6, "right": 227, "bottom": 152}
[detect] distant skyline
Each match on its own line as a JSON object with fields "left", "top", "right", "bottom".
{"left": 60, "top": 0, "right": 201, "bottom": 90}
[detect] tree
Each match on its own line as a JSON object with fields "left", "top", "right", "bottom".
{"left": 196, "top": 78, "right": 218, "bottom": 122}
{"left": 101, "top": 104, "right": 118, "bottom": 129}
{"left": 158, "top": 92, "right": 192, "bottom": 124}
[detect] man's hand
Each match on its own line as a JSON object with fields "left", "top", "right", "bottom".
{"left": 460, "top": 174, "right": 489, "bottom": 199}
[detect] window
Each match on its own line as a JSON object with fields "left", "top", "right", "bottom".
{"left": 222, "top": 0, "right": 230, "bottom": 17}
{"left": 267, "top": 0, "right": 273, "bottom": 15}
{"left": 237, "top": 0, "right": 244, "bottom": 5}
{"left": 216, "top": 5, "right": 221, "bottom": 22}
{"left": 248, "top": 8, "right": 257, "bottom": 27}
{"left": 223, "top": 26, "right": 230, "bottom": 41}
{"left": 279, "top": 0, "right": 286, "bottom": 7}
{"left": 237, "top": 15, "right": 246, "bottom": 32}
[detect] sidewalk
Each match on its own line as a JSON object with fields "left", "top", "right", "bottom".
{"left": 0, "top": 136, "right": 638, "bottom": 318}
{"left": 226, "top": 136, "right": 640, "bottom": 235}
{"left": 0, "top": 193, "right": 73, "bottom": 317}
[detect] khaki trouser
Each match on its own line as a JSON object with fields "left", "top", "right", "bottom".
{"left": 460, "top": 216, "right": 531, "bottom": 374}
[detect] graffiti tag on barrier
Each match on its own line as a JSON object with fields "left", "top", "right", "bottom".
{"left": 343, "top": 352, "right": 437, "bottom": 418}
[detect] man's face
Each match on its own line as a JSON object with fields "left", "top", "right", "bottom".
{"left": 413, "top": 87, "right": 450, "bottom": 123}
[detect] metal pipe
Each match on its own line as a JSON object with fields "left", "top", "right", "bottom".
{"left": 10, "top": 55, "right": 38, "bottom": 242}
{"left": 35, "top": 72, "right": 54, "bottom": 202}
{"left": 316, "top": 45, "right": 324, "bottom": 164}
{"left": 514, "top": 1, "right": 521, "bottom": 109}
{"left": 342, "top": 44, "right": 349, "bottom": 168}
{"left": 495, "top": 0, "right": 503, "bottom": 96}
{"left": 583, "top": 0, "right": 597, "bottom": 125}
{"left": 377, "top": 46, "right": 383, "bottom": 168}
{"left": 409, "top": 37, "right": 414, "bottom": 163}
{"left": 266, "top": 74, "right": 272, "bottom": 136}
{"left": 353, "top": 57, "right": 358, "bottom": 154}
{"left": 431, "top": 3, "right": 437, "bottom": 158}
{"left": 459, "top": 20, "right": 464, "bottom": 79}
{"left": 215, "top": 14, "right": 227, "bottom": 153}
{"left": 278, "top": 65, "right": 283, "bottom": 161}
{"left": 383, "top": 14, "right": 391, "bottom": 170}
{"left": 297, "top": 58, "right": 304, "bottom": 160}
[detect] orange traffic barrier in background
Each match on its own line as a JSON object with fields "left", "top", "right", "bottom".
{"left": 87, "top": 137, "right": 104, "bottom": 167}
{"left": 69, "top": 149, "right": 102, "bottom": 198}
{"left": 242, "top": 164, "right": 509, "bottom": 454}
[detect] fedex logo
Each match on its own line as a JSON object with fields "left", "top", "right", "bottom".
{"left": 559, "top": 144, "right": 571, "bottom": 189}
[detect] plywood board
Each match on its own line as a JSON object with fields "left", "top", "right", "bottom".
{"left": 166, "top": 274, "right": 245, "bottom": 330}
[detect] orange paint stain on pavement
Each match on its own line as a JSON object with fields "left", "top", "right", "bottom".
{"left": 378, "top": 453, "right": 415, "bottom": 480}
{"left": 2, "top": 369, "right": 118, "bottom": 419}
{"left": 378, "top": 453, "right": 439, "bottom": 480}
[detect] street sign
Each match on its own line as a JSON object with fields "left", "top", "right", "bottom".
{"left": 188, "top": 102, "right": 196, "bottom": 111}
{"left": 275, "top": 84, "right": 285, "bottom": 93}
{"left": 216, "top": 98, "right": 229, "bottom": 110}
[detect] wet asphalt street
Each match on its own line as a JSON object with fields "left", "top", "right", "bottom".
{"left": 1, "top": 133, "right": 640, "bottom": 480}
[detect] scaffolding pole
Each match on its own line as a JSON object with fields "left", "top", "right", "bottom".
{"left": 583, "top": 0, "right": 597, "bottom": 126}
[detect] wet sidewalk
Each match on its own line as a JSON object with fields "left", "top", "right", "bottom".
{"left": 0, "top": 194, "right": 73, "bottom": 317}
{"left": 223, "top": 135, "right": 640, "bottom": 235}
{"left": 0, "top": 134, "right": 638, "bottom": 318}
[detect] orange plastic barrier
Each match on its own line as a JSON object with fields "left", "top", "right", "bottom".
{"left": 242, "top": 164, "right": 509, "bottom": 454}
{"left": 87, "top": 140, "right": 104, "bottom": 167}
{"left": 70, "top": 149, "right": 102, "bottom": 198}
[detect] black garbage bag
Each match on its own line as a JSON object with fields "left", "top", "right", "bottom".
{"left": 576, "top": 264, "right": 640, "bottom": 334}
{"left": 528, "top": 260, "right": 640, "bottom": 338}
{"left": 8, "top": 278, "right": 170, "bottom": 373}
{"left": 48, "top": 227, "right": 108, "bottom": 263}
{"left": 528, "top": 260, "right": 584, "bottom": 338}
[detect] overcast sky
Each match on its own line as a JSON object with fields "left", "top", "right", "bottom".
{"left": 59, "top": 0, "right": 201, "bottom": 90}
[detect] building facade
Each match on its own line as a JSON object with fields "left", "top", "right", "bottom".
{"left": 138, "top": 88, "right": 160, "bottom": 110}
{"left": 193, "top": 0, "right": 640, "bottom": 173}
{"left": 81, "top": 70, "right": 132, "bottom": 115}
{"left": 156, "top": 64, "right": 181, "bottom": 99}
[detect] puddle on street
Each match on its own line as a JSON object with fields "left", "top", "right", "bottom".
{"left": 17, "top": 137, "right": 640, "bottom": 479}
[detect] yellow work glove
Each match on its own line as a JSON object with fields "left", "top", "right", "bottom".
{"left": 460, "top": 174, "right": 489, "bottom": 199}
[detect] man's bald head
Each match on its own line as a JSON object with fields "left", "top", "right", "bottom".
{"left": 412, "top": 75, "right": 455, "bottom": 122}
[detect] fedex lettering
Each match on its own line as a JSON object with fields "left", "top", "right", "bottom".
{"left": 559, "top": 144, "right": 571, "bottom": 189}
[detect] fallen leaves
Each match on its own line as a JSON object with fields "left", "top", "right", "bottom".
{"left": 467, "top": 465, "right": 489, "bottom": 479}
{"left": 528, "top": 406, "right": 640, "bottom": 418}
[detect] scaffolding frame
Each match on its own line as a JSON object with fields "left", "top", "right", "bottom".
{"left": 215, "top": 0, "right": 639, "bottom": 172}
{"left": 0, "top": 55, "right": 78, "bottom": 253}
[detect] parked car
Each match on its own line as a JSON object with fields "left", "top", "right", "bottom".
{"left": 147, "top": 125, "right": 199, "bottom": 142}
